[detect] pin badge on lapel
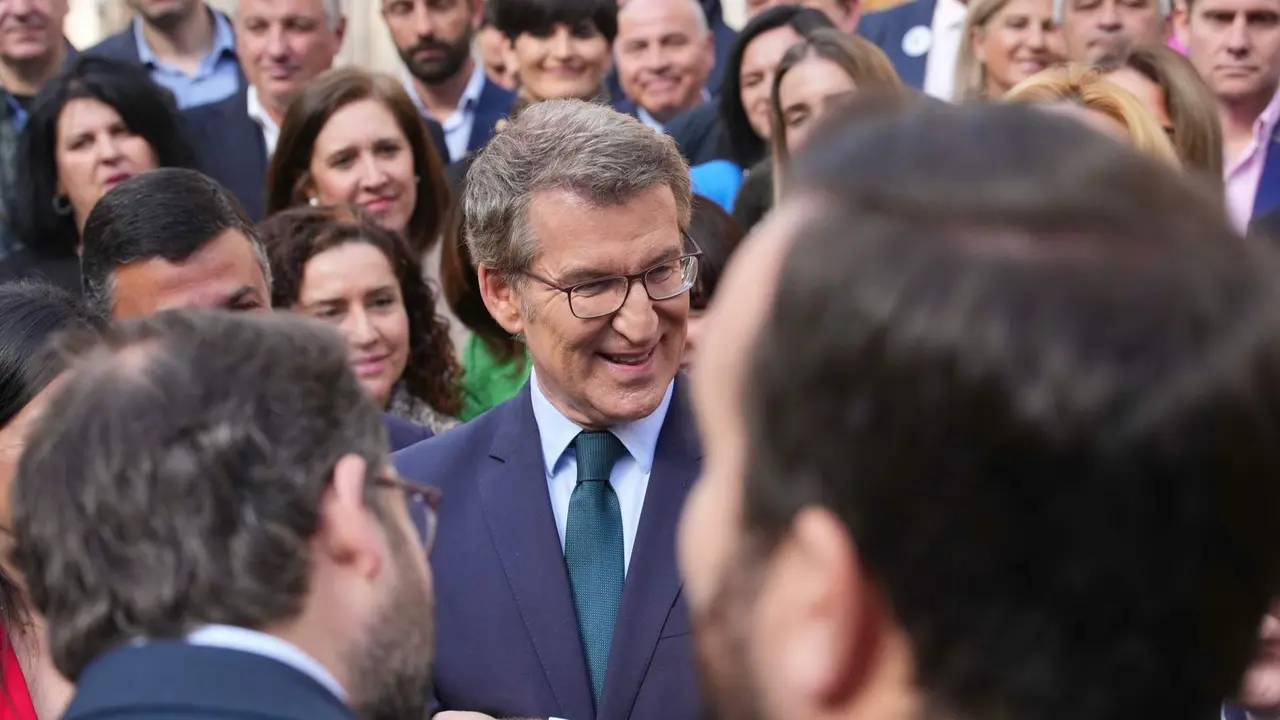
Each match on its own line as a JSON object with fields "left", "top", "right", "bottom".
{"left": 903, "top": 25, "right": 933, "bottom": 58}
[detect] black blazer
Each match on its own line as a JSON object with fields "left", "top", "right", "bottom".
{"left": 64, "top": 641, "right": 353, "bottom": 720}
{"left": 182, "top": 88, "right": 451, "bottom": 222}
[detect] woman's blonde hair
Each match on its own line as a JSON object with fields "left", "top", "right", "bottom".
{"left": 954, "top": 0, "right": 1017, "bottom": 102}
{"left": 768, "top": 29, "right": 903, "bottom": 201}
{"left": 1004, "top": 64, "right": 1181, "bottom": 166}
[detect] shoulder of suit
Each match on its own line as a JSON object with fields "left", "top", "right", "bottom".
{"left": 85, "top": 29, "right": 135, "bottom": 59}
{"left": 392, "top": 395, "right": 518, "bottom": 471}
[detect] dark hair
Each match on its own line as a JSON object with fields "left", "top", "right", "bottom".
{"left": 492, "top": 0, "right": 619, "bottom": 44}
{"left": 440, "top": 201, "right": 527, "bottom": 365}
{"left": 688, "top": 194, "right": 744, "bottom": 310}
{"left": 259, "top": 205, "right": 462, "bottom": 416}
{"left": 720, "top": 6, "right": 833, "bottom": 168}
{"left": 11, "top": 310, "right": 390, "bottom": 681}
{"left": 80, "top": 168, "right": 268, "bottom": 319}
{"left": 0, "top": 281, "right": 95, "bottom": 662}
{"left": 266, "top": 68, "right": 451, "bottom": 257}
{"left": 753, "top": 102, "right": 1280, "bottom": 720}
{"left": 9, "top": 55, "right": 195, "bottom": 260}
{"left": 731, "top": 161, "right": 775, "bottom": 232}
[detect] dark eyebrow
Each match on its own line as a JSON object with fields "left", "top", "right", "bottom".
{"left": 558, "top": 249, "right": 685, "bottom": 287}
{"left": 222, "top": 286, "right": 261, "bottom": 309}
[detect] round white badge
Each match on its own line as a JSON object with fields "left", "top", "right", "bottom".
{"left": 902, "top": 25, "right": 933, "bottom": 58}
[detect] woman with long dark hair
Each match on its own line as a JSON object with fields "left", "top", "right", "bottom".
{"left": 260, "top": 205, "right": 462, "bottom": 434}
{"left": 0, "top": 281, "right": 97, "bottom": 719}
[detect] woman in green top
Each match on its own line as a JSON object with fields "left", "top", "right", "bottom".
{"left": 441, "top": 203, "right": 531, "bottom": 420}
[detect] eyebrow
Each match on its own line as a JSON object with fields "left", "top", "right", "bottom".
{"left": 557, "top": 248, "right": 685, "bottom": 286}
{"left": 222, "top": 286, "right": 262, "bottom": 309}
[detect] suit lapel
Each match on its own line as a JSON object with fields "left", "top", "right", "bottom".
{"left": 479, "top": 386, "right": 596, "bottom": 720}
{"left": 468, "top": 80, "right": 516, "bottom": 154}
{"left": 598, "top": 379, "right": 700, "bottom": 718}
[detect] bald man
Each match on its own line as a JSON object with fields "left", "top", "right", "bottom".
{"left": 614, "top": 0, "right": 716, "bottom": 130}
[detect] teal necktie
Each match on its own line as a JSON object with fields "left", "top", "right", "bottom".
{"left": 565, "top": 430, "right": 627, "bottom": 707}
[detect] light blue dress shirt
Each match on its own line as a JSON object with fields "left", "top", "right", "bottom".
{"left": 133, "top": 9, "right": 240, "bottom": 109}
{"left": 186, "top": 624, "right": 347, "bottom": 701}
{"left": 404, "top": 62, "right": 487, "bottom": 163}
{"left": 529, "top": 368, "right": 674, "bottom": 574}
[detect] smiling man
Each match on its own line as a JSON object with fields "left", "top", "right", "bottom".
{"left": 182, "top": 0, "right": 345, "bottom": 220}
{"left": 394, "top": 99, "right": 701, "bottom": 720}
{"left": 1178, "top": 0, "right": 1280, "bottom": 230}
{"left": 614, "top": 0, "right": 715, "bottom": 130}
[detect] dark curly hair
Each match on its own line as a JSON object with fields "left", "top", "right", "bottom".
{"left": 258, "top": 205, "right": 462, "bottom": 416}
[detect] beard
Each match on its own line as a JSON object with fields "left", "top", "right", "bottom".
{"left": 399, "top": 30, "right": 475, "bottom": 85}
{"left": 127, "top": 0, "right": 196, "bottom": 32}
{"left": 692, "top": 544, "right": 770, "bottom": 720}
{"left": 348, "top": 536, "right": 436, "bottom": 720}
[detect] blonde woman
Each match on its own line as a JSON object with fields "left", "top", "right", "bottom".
{"left": 955, "top": 0, "right": 1064, "bottom": 102}
{"left": 1004, "top": 65, "right": 1180, "bottom": 165}
{"left": 767, "top": 28, "right": 903, "bottom": 201}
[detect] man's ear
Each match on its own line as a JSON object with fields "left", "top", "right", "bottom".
{"left": 478, "top": 265, "right": 526, "bottom": 336}
{"left": 314, "top": 454, "right": 383, "bottom": 580}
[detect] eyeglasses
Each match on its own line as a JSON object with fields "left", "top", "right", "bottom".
{"left": 375, "top": 473, "right": 443, "bottom": 554}
{"left": 522, "top": 237, "right": 703, "bottom": 320}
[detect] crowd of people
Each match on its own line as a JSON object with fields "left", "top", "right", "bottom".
{"left": 0, "top": 0, "right": 1273, "bottom": 719}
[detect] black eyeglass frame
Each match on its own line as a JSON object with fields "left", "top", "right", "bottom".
{"left": 520, "top": 234, "right": 704, "bottom": 320}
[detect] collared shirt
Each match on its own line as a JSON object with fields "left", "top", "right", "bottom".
{"left": 923, "top": 0, "right": 967, "bottom": 101}
{"left": 529, "top": 368, "right": 674, "bottom": 573}
{"left": 404, "top": 63, "right": 487, "bottom": 163}
{"left": 246, "top": 85, "right": 281, "bottom": 156}
{"left": 1224, "top": 86, "right": 1280, "bottom": 232}
{"left": 186, "top": 625, "right": 347, "bottom": 702}
{"left": 133, "top": 8, "right": 240, "bottom": 109}
{"left": 636, "top": 89, "right": 712, "bottom": 133}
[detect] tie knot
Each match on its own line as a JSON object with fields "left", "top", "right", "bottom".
{"left": 573, "top": 431, "right": 626, "bottom": 483}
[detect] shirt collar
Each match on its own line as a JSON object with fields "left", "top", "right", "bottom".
{"left": 185, "top": 624, "right": 347, "bottom": 702}
{"left": 133, "top": 8, "right": 237, "bottom": 68}
{"left": 935, "top": 0, "right": 968, "bottom": 28}
{"left": 529, "top": 367, "right": 674, "bottom": 476}
{"left": 403, "top": 62, "right": 488, "bottom": 121}
{"left": 245, "top": 85, "right": 280, "bottom": 150}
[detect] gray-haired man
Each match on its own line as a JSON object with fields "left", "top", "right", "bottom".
{"left": 1057, "top": 0, "right": 1171, "bottom": 63}
{"left": 395, "top": 99, "right": 702, "bottom": 720}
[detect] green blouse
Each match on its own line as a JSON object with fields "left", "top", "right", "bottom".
{"left": 458, "top": 333, "right": 531, "bottom": 421}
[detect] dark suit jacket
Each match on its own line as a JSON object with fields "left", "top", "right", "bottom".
{"left": 64, "top": 641, "right": 353, "bottom": 720}
{"left": 183, "top": 89, "right": 267, "bottom": 221}
{"left": 384, "top": 414, "right": 432, "bottom": 451}
{"left": 392, "top": 380, "right": 702, "bottom": 720}
{"left": 665, "top": 102, "right": 731, "bottom": 166}
{"left": 182, "top": 88, "right": 450, "bottom": 222}
{"left": 857, "top": 0, "right": 938, "bottom": 89}
{"left": 466, "top": 77, "right": 516, "bottom": 156}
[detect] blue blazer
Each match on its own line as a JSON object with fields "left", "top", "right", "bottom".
{"left": 63, "top": 641, "right": 353, "bottom": 720}
{"left": 182, "top": 88, "right": 267, "bottom": 221}
{"left": 393, "top": 380, "right": 702, "bottom": 720}
{"left": 383, "top": 414, "right": 432, "bottom": 451}
{"left": 468, "top": 77, "right": 516, "bottom": 155}
{"left": 857, "top": 0, "right": 938, "bottom": 89}
{"left": 87, "top": 10, "right": 248, "bottom": 88}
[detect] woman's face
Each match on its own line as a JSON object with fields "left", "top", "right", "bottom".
{"left": 296, "top": 242, "right": 411, "bottom": 407}
{"left": 776, "top": 54, "right": 859, "bottom": 152}
{"left": 1107, "top": 66, "right": 1174, "bottom": 134}
{"left": 973, "top": 0, "right": 1064, "bottom": 97}
{"left": 740, "top": 25, "right": 802, "bottom": 141}
{"left": 512, "top": 22, "right": 612, "bottom": 102}
{"left": 0, "top": 379, "right": 62, "bottom": 555}
{"left": 308, "top": 99, "right": 418, "bottom": 235}
{"left": 55, "top": 97, "right": 159, "bottom": 230}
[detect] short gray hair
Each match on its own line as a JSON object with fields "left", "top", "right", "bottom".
{"left": 464, "top": 99, "right": 693, "bottom": 274}
{"left": 236, "top": 0, "right": 344, "bottom": 31}
{"left": 1052, "top": 0, "right": 1171, "bottom": 23}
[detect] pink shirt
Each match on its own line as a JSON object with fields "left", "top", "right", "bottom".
{"left": 1224, "top": 87, "right": 1280, "bottom": 232}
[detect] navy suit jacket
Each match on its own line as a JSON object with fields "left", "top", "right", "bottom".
{"left": 384, "top": 413, "right": 432, "bottom": 451}
{"left": 87, "top": 10, "right": 249, "bottom": 89}
{"left": 183, "top": 89, "right": 267, "bottom": 221}
{"left": 392, "top": 380, "right": 702, "bottom": 720}
{"left": 182, "top": 88, "right": 451, "bottom": 222}
{"left": 467, "top": 77, "right": 516, "bottom": 155}
{"left": 857, "top": 0, "right": 938, "bottom": 89}
{"left": 63, "top": 641, "right": 353, "bottom": 720}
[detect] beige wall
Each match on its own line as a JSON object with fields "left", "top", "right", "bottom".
{"left": 68, "top": 0, "right": 750, "bottom": 64}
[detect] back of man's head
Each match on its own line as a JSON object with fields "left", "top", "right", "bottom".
{"left": 11, "top": 310, "right": 389, "bottom": 681}
{"left": 752, "top": 103, "right": 1280, "bottom": 720}
{"left": 80, "top": 169, "right": 270, "bottom": 319}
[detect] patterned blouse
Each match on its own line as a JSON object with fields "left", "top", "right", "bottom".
{"left": 387, "top": 384, "right": 461, "bottom": 435}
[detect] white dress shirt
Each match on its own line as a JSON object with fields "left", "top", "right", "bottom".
{"left": 923, "top": 0, "right": 968, "bottom": 101}
{"left": 529, "top": 368, "right": 674, "bottom": 574}
{"left": 186, "top": 624, "right": 347, "bottom": 701}
{"left": 246, "top": 85, "right": 281, "bottom": 156}
{"left": 404, "top": 63, "right": 488, "bottom": 162}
